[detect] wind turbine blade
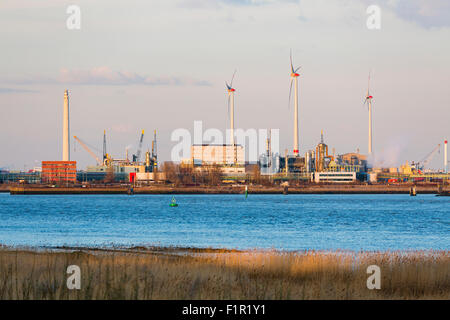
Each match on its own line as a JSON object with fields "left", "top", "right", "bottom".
{"left": 230, "top": 69, "right": 237, "bottom": 87}
{"left": 363, "top": 99, "right": 369, "bottom": 111}
{"left": 294, "top": 66, "right": 301, "bottom": 73}
{"left": 288, "top": 78, "right": 294, "bottom": 109}
{"left": 290, "top": 51, "right": 295, "bottom": 73}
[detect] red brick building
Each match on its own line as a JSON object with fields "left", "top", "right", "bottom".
{"left": 41, "top": 161, "right": 77, "bottom": 184}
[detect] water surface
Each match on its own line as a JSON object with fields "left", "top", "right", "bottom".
{"left": 0, "top": 193, "right": 448, "bottom": 250}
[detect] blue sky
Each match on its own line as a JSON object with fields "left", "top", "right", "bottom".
{"left": 0, "top": 0, "right": 449, "bottom": 170}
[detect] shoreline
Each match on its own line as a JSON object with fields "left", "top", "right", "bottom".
{"left": 3, "top": 244, "right": 448, "bottom": 255}
{"left": 5, "top": 184, "right": 449, "bottom": 195}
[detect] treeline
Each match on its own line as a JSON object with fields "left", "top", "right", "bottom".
{"left": 161, "top": 162, "right": 277, "bottom": 186}
{"left": 161, "top": 162, "right": 223, "bottom": 186}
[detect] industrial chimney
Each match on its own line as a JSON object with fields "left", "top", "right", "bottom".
{"left": 62, "top": 89, "right": 70, "bottom": 161}
{"left": 445, "top": 140, "right": 448, "bottom": 174}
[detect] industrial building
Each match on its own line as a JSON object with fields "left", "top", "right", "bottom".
{"left": 0, "top": 171, "right": 41, "bottom": 184}
{"left": 41, "top": 161, "right": 77, "bottom": 184}
{"left": 191, "top": 144, "right": 244, "bottom": 166}
{"left": 77, "top": 129, "right": 159, "bottom": 183}
{"left": 257, "top": 130, "right": 369, "bottom": 183}
{"left": 183, "top": 144, "right": 246, "bottom": 175}
{"left": 313, "top": 172, "right": 356, "bottom": 183}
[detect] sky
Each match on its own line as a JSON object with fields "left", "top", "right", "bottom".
{"left": 0, "top": 0, "right": 449, "bottom": 171}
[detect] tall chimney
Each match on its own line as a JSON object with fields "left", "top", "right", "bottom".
{"left": 445, "top": 140, "right": 448, "bottom": 173}
{"left": 63, "top": 90, "right": 70, "bottom": 161}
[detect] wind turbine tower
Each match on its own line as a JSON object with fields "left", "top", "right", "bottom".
{"left": 364, "top": 73, "right": 374, "bottom": 156}
{"left": 226, "top": 71, "right": 237, "bottom": 163}
{"left": 289, "top": 52, "right": 301, "bottom": 157}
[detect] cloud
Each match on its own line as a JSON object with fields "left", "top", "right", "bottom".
{"left": 0, "top": 87, "right": 37, "bottom": 94}
{"left": 179, "top": 0, "right": 293, "bottom": 9}
{"left": 111, "top": 124, "right": 133, "bottom": 134}
{"left": 394, "top": 0, "right": 450, "bottom": 28}
{"left": 2, "top": 67, "right": 212, "bottom": 87}
{"left": 368, "top": 0, "right": 450, "bottom": 28}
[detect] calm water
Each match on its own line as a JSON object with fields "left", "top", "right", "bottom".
{"left": 0, "top": 193, "right": 448, "bottom": 251}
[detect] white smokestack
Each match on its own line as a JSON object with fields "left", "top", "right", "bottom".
{"left": 63, "top": 89, "right": 70, "bottom": 161}
{"left": 445, "top": 139, "right": 448, "bottom": 173}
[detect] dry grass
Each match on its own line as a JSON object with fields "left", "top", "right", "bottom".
{"left": 0, "top": 247, "right": 448, "bottom": 300}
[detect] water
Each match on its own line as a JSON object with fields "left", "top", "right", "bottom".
{"left": 0, "top": 193, "right": 448, "bottom": 251}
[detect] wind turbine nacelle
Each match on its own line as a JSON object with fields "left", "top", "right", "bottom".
{"left": 291, "top": 73, "right": 299, "bottom": 77}
{"left": 228, "top": 88, "right": 235, "bottom": 92}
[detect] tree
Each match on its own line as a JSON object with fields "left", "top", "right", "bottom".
{"left": 207, "top": 164, "right": 222, "bottom": 186}
{"left": 162, "top": 161, "right": 178, "bottom": 184}
{"left": 251, "top": 164, "right": 261, "bottom": 184}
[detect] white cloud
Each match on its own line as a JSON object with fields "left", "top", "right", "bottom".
{"left": 1, "top": 67, "right": 212, "bottom": 87}
{"left": 368, "top": 0, "right": 450, "bottom": 28}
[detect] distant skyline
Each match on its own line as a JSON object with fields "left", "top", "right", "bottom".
{"left": 1, "top": 0, "right": 449, "bottom": 170}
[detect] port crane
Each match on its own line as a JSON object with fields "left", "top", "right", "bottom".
{"left": 151, "top": 130, "right": 158, "bottom": 168}
{"left": 73, "top": 136, "right": 102, "bottom": 165}
{"left": 132, "top": 130, "right": 145, "bottom": 164}
{"left": 413, "top": 144, "right": 440, "bottom": 172}
{"left": 103, "top": 130, "right": 107, "bottom": 161}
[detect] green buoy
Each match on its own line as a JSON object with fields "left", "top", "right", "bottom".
{"left": 244, "top": 185, "right": 248, "bottom": 199}
{"left": 170, "top": 196, "right": 178, "bottom": 207}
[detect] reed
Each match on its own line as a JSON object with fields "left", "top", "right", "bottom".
{"left": 0, "top": 248, "right": 448, "bottom": 299}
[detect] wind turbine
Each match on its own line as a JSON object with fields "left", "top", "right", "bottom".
{"left": 226, "top": 70, "right": 237, "bottom": 164}
{"left": 364, "top": 72, "right": 374, "bottom": 156}
{"left": 289, "top": 51, "right": 301, "bottom": 157}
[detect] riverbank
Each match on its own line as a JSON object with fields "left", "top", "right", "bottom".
{"left": 6, "top": 184, "right": 449, "bottom": 195}
{"left": 0, "top": 246, "right": 448, "bottom": 299}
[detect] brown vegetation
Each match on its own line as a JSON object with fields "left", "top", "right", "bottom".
{"left": 162, "top": 162, "right": 223, "bottom": 186}
{"left": 0, "top": 248, "right": 448, "bottom": 300}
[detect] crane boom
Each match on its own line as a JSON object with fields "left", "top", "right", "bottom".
{"left": 74, "top": 136, "right": 102, "bottom": 165}
{"left": 419, "top": 144, "right": 440, "bottom": 169}
{"left": 134, "top": 130, "right": 144, "bottom": 163}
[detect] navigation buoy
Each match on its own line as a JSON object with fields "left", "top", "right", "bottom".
{"left": 170, "top": 196, "right": 178, "bottom": 207}
{"left": 245, "top": 185, "right": 248, "bottom": 199}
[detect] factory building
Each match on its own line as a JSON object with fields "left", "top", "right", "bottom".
{"left": 313, "top": 172, "right": 356, "bottom": 183}
{"left": 191, "top": 144, "right": 245, "bottom": 166}
{"left": 0, "top": 171, "right": 41, "bottom": 184}
{"left": 41, "top": 161, "right": 77, "bottom": 184}
{"left": 256, "top": 130, "right": 368, "bottom": 183}
{"left": 259, "top": 131, "right": 282, "bottom": 175}
{"left": 259, "top": 153, "right": 282, "bottom": 175}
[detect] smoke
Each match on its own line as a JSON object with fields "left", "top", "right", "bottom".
{"left": 111, "top": 124, "right": 132, "bottom": 133}
{"left": 370, "top": 135, "right": 410, "bottom": 168}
